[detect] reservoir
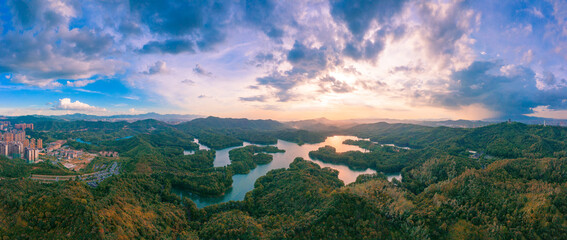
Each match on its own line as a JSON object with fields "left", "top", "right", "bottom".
{"left": 179, "top": 136, "right": 400, "bottom": 208}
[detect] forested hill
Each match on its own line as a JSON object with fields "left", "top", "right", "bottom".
{"left": 344, "top": 121, "right": 567, "bottom": 159}
{"left": 2, "top": 116, "right": 328, "bottom": 150}
{"left": 3, "top": 117, "right": 567, "bottom": 238}
{"left": 174, "top": 117, "right": 327, "bottom": 149}
{"left": 6, "top": 115, "right": 567, "bottom": 158}
{"left": 176, "top": 116, "right": 285, "bottom": 131}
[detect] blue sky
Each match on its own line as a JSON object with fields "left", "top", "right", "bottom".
{"left": 0, "top": 0, "right": 566, "bottom": 120}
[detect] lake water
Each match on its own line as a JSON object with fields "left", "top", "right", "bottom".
{"left": 75, "top": 138, "right": 92, "bottom": 145}
{"left": 115, "top": 136, "right": 133, "bottom": 141}
{"left": 179, "top": 136, "right": 401, "bottom": 208}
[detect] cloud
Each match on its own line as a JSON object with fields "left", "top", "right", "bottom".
{"left": 331, "top": 0, "right": 408, "bottom": 60}
{"left": 66, "top": 80, "right": 96, "bottom": 87}
{"left": 51, "top": 98, "right": 106, "bottom": 112}
{"left": 331, "top": 0, "right": 408, "bottom": 38}
{"left": 250, "top": 40, "right": 339, "bottom": 101}
{"left": 8, "top": 0, "right": 71, "bottom": 29}
{"left": 2, "top": 0, "right": 567, "bottom": 120}
{"left": 389, "top": 64, "right": 425, "bottom": 74}
{"left": 193, "top": 64, "right": 212, "bottom": 76}
{"left": 255, "top": 53, "right": 275, "bottom": 62}
{"left": 255, "top": 73, "right": 301, "bottom": 102}
{"left": 144, "top": 61, "right": 168, "bottom": 75}
{"left": 75, "top": 89, "right": 103, "bottom": 94}
{"left": 318, "top": 75, "right": 354, "bottom": 93}
{"left": 129, "top": 108, "right": 143, "bottom": 114}
{"left": 11, "top": 74, "right": 62, "bottom": 88}
{"left": 123, "top": 96, "right": 140, "bottom": 100}
{"left": 130, "top": 1, "right": 203, "bottom": 36}
{"left": 526, "top": 105, "right": 567, "bottom": 119}
{"left": 131, "top": 0, "right": 233, "bottom": 52}
{"left": 181, "top": 79, "right": 195, "bottom": 85}
{"left": 251, "top": 52, "right": 278, "bottom": 67}
{"left": 138, "top": 39, "right": 195, "bottom": 54}
{"left": 537, "top": 71, "right": 567, "bottom": 90}
{"left": 244, "top": 0, "right": 287, "bottom": 42}
{"left": 240, "top": 95, "right": 267, "bottom": 102}
{"left": 414, "top": 0, "right": 478, "bottom": 70}
{"left": 527, "top": 7, "right": 545, "bottom": 18}
{"left": 430, "top": 61, "right": 567, "bottom": 117}
{"left": 287, "top": 41, "right": 330, "bottom": 77}
{"left": 0, "top": 0, "right": 124, "bottom": 88}
{"left": 118, "top": 20, "right": 142, "bottom": 37}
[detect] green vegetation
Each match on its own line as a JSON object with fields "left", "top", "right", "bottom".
{"left": 228, "top": 145, "right": 285, "bottom": 174}
{"left": 0, "top": 156, "right": 76, "bottom": 178}
{"left": 176, "top": 116, "right": 329, "bottom": 149}
{"left": 309, "top": 144, "right": 426, "bottom": 172}
{"left": 191, "top": 130, "right": 243, "bottom": 150}
{"left": 274, "top": 129, "right": 327, "bottom": 145}
{"left": 2, "top": 118, "right": 567, "bottom": 238}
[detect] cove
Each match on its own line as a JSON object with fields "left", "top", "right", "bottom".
{"left": 178, "top": 136, "right": 400, "bottom": 208}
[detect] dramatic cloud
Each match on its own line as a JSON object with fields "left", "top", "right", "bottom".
{"left": 331, "top": 0, "right": 408, "bottom": 60}
{"left": 244, "top": 0, "right": 289, "bottom": 42}
{"left": 51, "top": 98, "right": 106, "bottom": 112}
{"left": 131, "top": 0, "right": 234, "bottom": 53}
{"left": 331, "top": 0, "right": 407, "bottom": 38}
{"left": 430, "top": 61, "right": 567, "bottom": 117}
{"left": 1, "top": 0, "right": 567, "bottom": 119}
{"left": 287, "top": 41, "right": 331, "bottom": 77}
{"left": 0, "top": 0, "right": 124, "bottom": 88}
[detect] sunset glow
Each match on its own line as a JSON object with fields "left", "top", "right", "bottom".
{"left": 0, "top": 0, "right": 566, "bottom": 120}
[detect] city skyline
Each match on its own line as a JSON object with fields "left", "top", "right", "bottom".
{"left": 0, "top": 0, "right": 566, "bottom": 121}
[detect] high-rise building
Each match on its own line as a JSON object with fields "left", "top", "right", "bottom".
{"left": 23, "top": 139, "right": 29, "bottom": 148}
{"left": 8, "top": 142, "right": 23, "bottom": 157}
{"left": 25, "top": 147, "right": 39, "bottom": 163}
{"left": 15, "top": 131, "right": 25, "bottom": 142}
{"left": 15, "top": 123, "right": 33, "bottom": 131}
{"left": 37, "top": 139, "right": 43, "bottom": 149}
{"left": 30, "top": 138, "right": 36, "bottom": 149}
{"left": 3, "top": 132, "right": 14, "bottom": 142}
{"left": 0, "top": 142, "right": 8, "bottom": 156}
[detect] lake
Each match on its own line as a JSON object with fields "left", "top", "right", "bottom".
{"left": 75, "top": 138, "right": 92, "bottom": 145}
{"left": 115, "top": 136, "right": 133, "bottom": 141}
{"left": 178, "top": 135, "right": 401, "bottom": 208}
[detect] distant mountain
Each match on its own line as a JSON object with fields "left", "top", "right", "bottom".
{"left": 285, "top": 118, "right": 343, "bottom": 132}
{"left": 1, "top": 113, "right": 565, "bottom": 129}
{"left": 47, "top": 112, "right": 202, "bottom": 122}
{"left": 286, "top": 116, "right": 567, "bottom": 129}
{"left": 416, "top": 119, "right": 493, "bottom": 128}
{"left": 286, "top": 117, "right": 496, "bottom": 130}
{"left": 1, "top": 115, "right": 61, "bottom": 124}
{"left": 177, "top": 116, "right": 285, "bottom": 131}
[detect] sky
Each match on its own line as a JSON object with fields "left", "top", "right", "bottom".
{"left": 0, "top": 0, "right": 566, "bottom": 121}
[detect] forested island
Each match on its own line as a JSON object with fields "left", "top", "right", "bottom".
{"left": 1, "top": 116, "right": 567, "bottom": 239}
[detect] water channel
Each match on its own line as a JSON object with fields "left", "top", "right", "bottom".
{"left": 178, "top": 136, "right": 401, "bottom": 208}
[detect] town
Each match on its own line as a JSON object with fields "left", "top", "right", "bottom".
{"left": 0, "top": 121, "right": 41, "bottom": 162}
{"left": 0, "top": 121, "right": 121, "bottom": 185}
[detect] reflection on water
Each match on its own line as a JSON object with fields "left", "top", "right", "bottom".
{"left": 181, "top": 136, "right": 402, "bottom": 208}
{"left": 182, "top": 139, "right": 210, "bottom": 155}
{"left": 386, "top": 173, "right": 402, "bottom": 182}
